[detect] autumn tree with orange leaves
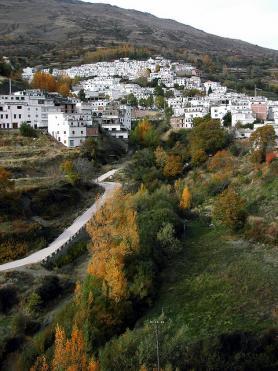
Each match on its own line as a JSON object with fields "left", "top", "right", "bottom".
{"left": 163, "top": 154, "right": 183, "bottom": 178}
{"left": 31, "top": 72, "right": 72, "bottom": 97}
{"left": 31, "top": 325, "right": 99, "bottom": 371}
{"left": 86, "top": 189, "right": 139, "bottom": 302}
{"left": 180, "top": 186, "right": 191, "bottom": 210}
{"left": 32, "top": 72, "right": 57, "bottom": 92}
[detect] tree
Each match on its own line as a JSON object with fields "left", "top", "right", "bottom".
{"left": 189, "top": 119, "right": 230, "bottom": 164}
{"left": 130, "top": 119, "right": 159, "bottom": 147}
{"left": 19, "top": 122, "right": 37, "bottom": 137}
{"left": 26, "top": 292, "right": 42, "bottom": 314}
{"left": 60, "top": 160, "right": 80, "bottom": 185}
{"left": 208, "top": 150, "right": 235, "bottom": 173}
{"left": 180, "top": 186, "right": 191, "bottom": 210}
{"left": 31, "top": 71, "right": 57, "bottom": 92}
{"left": 139, "top": 98, "right": 147, "bottom": 108}
{"left": 155, "top": 96, "right": 165, "bottom": 110}
{"left": 80, "top": 137, "right": 99, "bottom": 162}
{"left": 126, "top": 93, "right": 138, "bottom": 107}
{"left": 146, "top": 95, "right": 154, "bottom": 108}
{"left": 78, "top": 89, "right": 86, "bottom": 102}
{"left": 0, "top": 59, "right": 12, "bottom": 77}
{"left": 165, "top": 105, "right": 174, "bottom": 118}
{"left": 250, "top": 125, "right": 276, "bottom": 163}
{"left": 163, "top": 154, "right": 183, "bottom": 178}
{"left": 52, "top": 325, "right": 90, "bottom": 371}
{"left": 222, "top": 112, "right": 232, "bottom": 127}
{"left": 213, "top": 188, "right": 247, "bottom": 230}
{"left": 86, "top": 190, "right": 139, "bottom": 302}
{"left": 30, "top": 355, "right": 49, "bottom": 371}
{"left": 154, "top": 85, "right": 164, "bottom": 97}
{"left": 154, "top": 146, "right": 167, "bottom": 168}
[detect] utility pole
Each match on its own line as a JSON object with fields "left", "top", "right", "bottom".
{"left": 150, "top": 318, "right": 165, "bottom": 371}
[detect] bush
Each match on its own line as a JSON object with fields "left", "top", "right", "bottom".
{"left": 36, "top": 276, "right": 62, "bottom": 306}
{"left": 0, "top": 286, "right": 18, "bottom": 314}
{"left": 19, "top": 123, "right": 37, "bottom": 138}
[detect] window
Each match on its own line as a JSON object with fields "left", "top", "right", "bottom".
{"left": 19, "top": 114, "right": 22, "bottom": 119}
{"left": 72, "top": 131, "right": 75, "bottom": 134}
{"left": 17, "top": 106, "right": 22, "bottom": 109}
{"left": 14, "top": 114, "right": 16, "bottom": 119}
{"left": 81, "top": 131, "right": 83, "bottom": 134}
{"left": 64, "top": 131, "right": 66, "bottom": 134}
{"left": 70, "top": 140, "right": 74, "bottom": 147}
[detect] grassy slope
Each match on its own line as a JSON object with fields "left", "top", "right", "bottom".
{"left": 144, "top": 220, "right": 278, "bottom": 341}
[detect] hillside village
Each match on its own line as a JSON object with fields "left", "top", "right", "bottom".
{"left": 0, "top": 56, "right": 276, "bottom": 148}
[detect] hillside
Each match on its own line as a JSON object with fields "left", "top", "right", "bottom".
{"left": 1, "top": 0, "right": 277, "bottom": 66}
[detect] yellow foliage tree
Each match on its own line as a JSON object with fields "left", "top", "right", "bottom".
{"left": 180, "top": 186, "right": 191, "bottom": 210}
{"left": 52, "top": 325, "right": 95, "bottom": 371}
{"left": 163, "top": 154, "right": 183, "bottom": 178}
{"left": 86, "top": 189, "right": 139, "bottom": 302}
{"left": 154, "top": 146, "right": 167, "bottom": 168}
{"left": 31, "top": 325, "right": 99, "bottom": 371}
{"left": 137, "top": 119, "right": 152, "bottom": 142}
{"left": 31, "top": 71, "right": 57, "bottom": 92}
{"left": 213, "top": 187, "right": 247, "bottom": 230}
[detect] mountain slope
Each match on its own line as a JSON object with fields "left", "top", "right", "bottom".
{"left": 0, "top": 0, "right": 277, "bottom": 64}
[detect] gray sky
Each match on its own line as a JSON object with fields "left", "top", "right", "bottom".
{"left": 83, "top": 0, "right": 278, "bottom": 50}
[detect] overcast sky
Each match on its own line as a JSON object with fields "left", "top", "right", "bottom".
{"left": 83, "top": 0, "right": 278, "bottom": 50}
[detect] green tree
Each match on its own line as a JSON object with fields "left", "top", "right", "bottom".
{"left": 154, "top": 85, "right": 164, "bottom": 97}
{"left": 189, "top": 118, "right": 230, "bottom": 164}
{"left": 155, "top": 96, "right": 165, "bottom": 110}
{"left": 27, "top": 292, "right": 42, "bottom": 314}
{"left": 250, "top": 125, "right": 276, "bottom": 163}
{"left": 127, "top": 93, "right": 138, "bottom": 107}
{"left": 146, "top": 95, "right": 154, "bottom": 108}
{"left": 222, "top": 112, "right": 232, "bottom": 127}
{"left": 60, "top": 160, "right": 80, "bottom": 185}
{"left": 78, "top": 88, "right": 86, "bottom": 102}
{"left": 20, "top": 122, "right": 37, "bottom": 138}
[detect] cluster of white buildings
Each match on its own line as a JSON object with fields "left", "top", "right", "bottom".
{"left": 0, "top": 87, "right": 132, "bottom": 147}
{"left": 168, "top": 89, "right": 278, "bottom": 138}
{"left": 2, "top": 57, "right": 276, "bottom": 147}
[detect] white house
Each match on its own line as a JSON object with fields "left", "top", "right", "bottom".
{"left": 0, "top": 90, "right": 57, "bottom": 129}
{"left": 48, "top": 106, "right": 97, "bottom": 148}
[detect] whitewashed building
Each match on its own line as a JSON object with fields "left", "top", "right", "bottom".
{"left": 48, "top": 106, "right": 97, "bottom": 148}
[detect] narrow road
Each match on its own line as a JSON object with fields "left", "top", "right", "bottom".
{"left": 0, "top": 169, "right": 120, "bottom": 272}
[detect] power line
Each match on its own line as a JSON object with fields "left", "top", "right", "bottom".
{"left": 150, "top": 318, "right": 165, "bottom": 371}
